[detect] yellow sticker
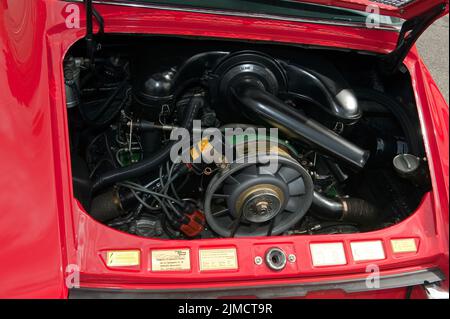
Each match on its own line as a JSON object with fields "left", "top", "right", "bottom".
{"left": 151, "top": 249, "right": 191, "bottom": 271}
{"left": 391, "top": 239, "right": 417, "bottom": 253}
{"left": 190, "top": 138, "right": 212, "bottom": 161}
{"left": 199, "top": 248, "right": 238, "bottom": 271}
{"left": 106, "top": 250, "right": 140, "bottom": 267}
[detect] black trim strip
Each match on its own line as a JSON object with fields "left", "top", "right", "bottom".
{"left": 65, "top": 0, "right": 402, "bottom": 31}
{"left": 69, "top": 268, "right": 445, "bottom": 299}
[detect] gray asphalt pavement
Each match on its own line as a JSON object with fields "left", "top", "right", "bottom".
{"left": 417, "top": 15, "right": 449, "bottom": 103}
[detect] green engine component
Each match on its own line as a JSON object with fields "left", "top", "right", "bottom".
{"left": 225, "top": 132, "right": 299, "bottom": 159}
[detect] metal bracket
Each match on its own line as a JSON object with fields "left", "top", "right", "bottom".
{"left": 84, "top": 0, "right": 104, "bottom": 62}
{"left": 381, "top": 3, "right": 447, "bottom": 74}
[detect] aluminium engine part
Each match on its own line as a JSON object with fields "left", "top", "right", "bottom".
{"left": 204, "top": 153, "right": 314, "bottom": 237}
{"left": 64, "top": 57, "right": 82, "bottom": 108}
{"left": 128, "top": 215, "right": 165, "bottom": 238}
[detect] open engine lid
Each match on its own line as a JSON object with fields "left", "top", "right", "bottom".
{"left": 297, "top": 0, "right": 449, "bottom": 20}
{"left": 82, "top": 0, "right": 448, "bottom": 73}
{"left": 299, "top": 1, "right": 449, "bottom": 73}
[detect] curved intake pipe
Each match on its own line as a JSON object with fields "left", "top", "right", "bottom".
{"left": 312, "top": 192, "right": 378, "bottom": 226}
{"left": 232, "top": 84, "right": 370, "bottom": 169}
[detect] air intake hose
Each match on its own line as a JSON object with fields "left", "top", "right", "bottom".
{"left": 92, "top": 95, "right": 204, "bottom": 193}
{"left": 231, "top": 83, "right": 369, "bottom": 169}
{"left": 312, "top": 192, "right": 378, "bottom": 225}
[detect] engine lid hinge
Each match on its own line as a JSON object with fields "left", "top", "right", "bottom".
{"left": 381, "top": 3, "right": 448, "bottom": 74}
{"left": 84, "top": 0, "right": 104, "bottom": 63}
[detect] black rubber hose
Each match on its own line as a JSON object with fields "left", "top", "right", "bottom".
{"left": 311, "top": 192, "right": 378, "bottom": 226}
{"left": 232, "top": 85, "right": 370, "bottom": 169}
{"left": 311, "top": 192, "right": 344, "bottom": 218}
{"left": 91, "top": 95, "right": 204, "bottom": 193}
{"left": 89, "top": 188, "right": 124, "bottom": 222}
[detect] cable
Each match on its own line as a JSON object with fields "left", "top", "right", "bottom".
{"left": 120, "top": 182, "right": 177, "bottom": 225}
{"left": 129, "top": 189, "right": 161, "bottom": 212}
{"left": 118, "top": 182, "right": 184, "bottom": 206}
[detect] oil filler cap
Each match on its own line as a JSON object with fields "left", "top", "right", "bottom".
{"left": 265, "top": 247, "right": 287, "bottom": 271}
{"left": 393, "top": 154, "right": 420, "bottom": 177}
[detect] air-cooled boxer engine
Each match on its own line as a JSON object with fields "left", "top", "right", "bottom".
{"left": 65, "top": 37, "right": 429, "bottom": 239}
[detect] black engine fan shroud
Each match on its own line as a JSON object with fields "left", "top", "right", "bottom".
{"left": 210, "top": 51, "right": 288, "bottom": 122}
{"left": 204, "top": 154, "right": 314, "bottom": 237}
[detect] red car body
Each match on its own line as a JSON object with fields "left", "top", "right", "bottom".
{"left": 0, "top": 0, "right": 448, "bottom": 298}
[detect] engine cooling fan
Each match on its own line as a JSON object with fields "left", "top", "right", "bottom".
{"left": 204, "top": 153, "right": 314, "bottom": 237}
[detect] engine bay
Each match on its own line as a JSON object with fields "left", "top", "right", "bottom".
{"left": 65, "top": 36, "right": 431, "bottom": 239}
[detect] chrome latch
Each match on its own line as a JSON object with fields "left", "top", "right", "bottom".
{"left": 424, "top": 283, "right": 449, "bottom": 299}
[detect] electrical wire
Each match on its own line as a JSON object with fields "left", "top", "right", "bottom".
{"left": 129, "top": 189, "right": 161, "bottom": 212}
{"left": 119, "top": 182, "right": 178, "bottom": 224}
{"left": 118, "top": 181, "right": 184, "bottom": 205}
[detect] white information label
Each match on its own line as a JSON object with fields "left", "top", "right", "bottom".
{"left": 351, "top": 241, "right": 385, "bottom": 261}
{"left": 151, "top": 249, "right": 191, "bottom": 271}
{"left": 199, "top": 248, "right": 238, "bottom": 271}
{"left": 310, "top": 242, "right": 347, "bottom": 267}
